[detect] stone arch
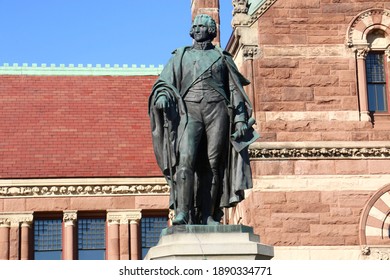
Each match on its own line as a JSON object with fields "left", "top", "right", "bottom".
{"left": 359, "top": 184, "right": 390, "bottom": 246}
{"left": 347, "top": 8, "right": 390, "bottom": 49}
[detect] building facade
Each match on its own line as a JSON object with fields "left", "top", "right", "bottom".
{"left": 1, "top": 0, "right": 390, "bottom": 260}
{"left": 226, "top": 0, "right": 390, "bottom": 259}
{"left": 0, "top": 66, "right": 170, "bottom": 260}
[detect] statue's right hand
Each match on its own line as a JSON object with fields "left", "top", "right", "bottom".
{"left": 155, "top": 96, "right": 170, "bottom": 110}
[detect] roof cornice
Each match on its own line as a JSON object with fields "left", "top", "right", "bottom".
{"left": 0, "top": 63, "right": 163, "bottom": 76}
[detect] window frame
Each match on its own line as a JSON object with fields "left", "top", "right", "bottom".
{"left": 140, "top": 214, "right": 168, "bottom": 259}
{"left": 76, "top": 212, "right": 107, "bottom": 260}
{"left": 33, "top": 214, "right": 63, "bottom": 260}
{"left": 365, "top": 51, "right": 390, "bottom": 114}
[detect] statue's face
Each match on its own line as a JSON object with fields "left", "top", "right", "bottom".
{"left": 192, "top": 17, "right": 210, "bottom": 42}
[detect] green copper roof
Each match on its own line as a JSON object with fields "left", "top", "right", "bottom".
{"left": 0, "top": 63, "right": 163, "bottom": 76}
{"left": 248, "top": 0, "right": 267, "bottom": 15}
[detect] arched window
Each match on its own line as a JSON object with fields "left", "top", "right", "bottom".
{"left": 347, "top": 9, "right": 390, "bottom": 121}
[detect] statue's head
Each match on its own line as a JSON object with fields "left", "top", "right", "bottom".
{"left": 190, "top": 14, "right": 217, "bottom": 42}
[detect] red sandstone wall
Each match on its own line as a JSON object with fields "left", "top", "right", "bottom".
{"left": 255, "top": 0, "right": 390, "bottom": 142}
{"left": 0, "top": 75, "right": 161, "bottom": 178}
{"left": 241, "top": 190, "right": 372, "bottom": 246}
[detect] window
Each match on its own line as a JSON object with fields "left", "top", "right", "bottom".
{"left": 141, "top": 217, "right": 167, "bottom": 259}
{"left": 366, "top": 52, "right": 388, "bottom": 112}
{"left": 34, "top": 219, "right": 62, "bottom": 260}
{"left": 77, "top": 218, "right": 106, "bottom": 260}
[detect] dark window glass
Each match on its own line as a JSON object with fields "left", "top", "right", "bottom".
{"left": 141, "top": 217, "right": 167, "bottom": 259}
{"left": 34, "top": 219, "right": 62, "bottom": 260}
{"left": 78, "top": 218, "right": 106, "bottom": 260}
{"left": 366, "top": 52, "right": 388, "bottom": 112}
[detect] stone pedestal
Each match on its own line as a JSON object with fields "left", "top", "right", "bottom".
{"left": 144, "top": 225, "right": 274, "bottom": 260}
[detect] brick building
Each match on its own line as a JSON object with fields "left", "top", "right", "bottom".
{"left": 0, "top": 0, "right": 390, "bottom": 260}
{"left": 226, "top": 0, "right": 390, "bottom": 259}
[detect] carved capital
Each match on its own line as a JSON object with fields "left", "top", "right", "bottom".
{"left": 63, "top": 211, "right": 77, "bottom": 226}
{"left": 243, "top": 46, "right": 260, "bottom": 60}
{"left": 0, "top": 212, "right": 33, "bottom": 227}
{"left": 385, "top": 47, "right": 390, "bottom": 60}
{"left": 107, "top": 209, "right": 142, "bottom": 225}
{"left": 356, "top": 46, "right": 370, "bottom": 59}
{"left": 0, "top": 219, "right": 11, "bottom": 227}
{"left": 361, "top": 246, "right": 371, "bottom": 256}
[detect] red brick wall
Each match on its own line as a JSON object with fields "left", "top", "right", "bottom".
{"left": 255, "top": 0, "right": 390, "bottom": 142}
{"left": 0, "top": 75, "right": 161, "bottom": 178}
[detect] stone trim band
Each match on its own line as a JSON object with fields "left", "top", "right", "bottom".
{"left": 250, "top": 142, "right": 390, "bottom": 160}
{"left": 0, "top": 177, "right": 169, "bottom": 198}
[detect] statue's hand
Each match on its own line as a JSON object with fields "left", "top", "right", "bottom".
{"left": 234, "top": 122, "right": 248, "bottom": 139}
{"left": 155, "top": 95, "right": 170, "bottom": 110}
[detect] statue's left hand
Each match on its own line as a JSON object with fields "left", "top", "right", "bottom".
{"left": 234, "top": 122, "right": 248, "bottom": 139}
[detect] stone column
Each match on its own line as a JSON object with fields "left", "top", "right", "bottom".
{"left": 107, "top": 210, "right": 142, "bottom": 260}
{"left": 119, "top": 221, "right": 130, "bottom": 260}
{"left": 107, "top": 217, "right": 120, "bottom": 260}
{"left": 0, "top": 220, "right": 10, "bottom": 260}
{"left": 63, "top": 211, "right": 77, "bottom": 260}
{"left": 356, "top": 46, "right": 371, "bottom": 121}
{"left": 20, "top": 221, "right": 32, "bottom": 260}
{"left": 0, "top": 213, "right": 33, "bottom": 260}
{"left": 130, "top": 219, "right": 140, "bottom": 260}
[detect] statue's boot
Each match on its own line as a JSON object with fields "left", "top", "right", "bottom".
{"left": 206, "top": 216, "right": 220, "bottom": 225}
{"left": 172, "top": 167, "right": 193, "bottom": 225}
{"left": 202, "top": 174, "right": 221, "bottom": 225}
{"left": 172, "top": 212, "right": 189, "bottom": 225}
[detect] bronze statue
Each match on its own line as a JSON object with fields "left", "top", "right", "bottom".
{"left": 149, "top": 14, "right": 258, "bottom": 225}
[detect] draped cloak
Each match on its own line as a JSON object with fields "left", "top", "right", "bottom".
{"left": 148, "top": 46, "right": 256, "bottom": 213}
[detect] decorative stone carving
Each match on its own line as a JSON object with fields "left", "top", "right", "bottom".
{"left": 374, "top": 250, "right": 390, "bottom": 260}
{"left": 232, "top": 0, "right": 249, "bottom": 16}
{"left": 0, "top": 213, "right": 33, "bottom": 227}
{"left": 0, "top": 183, "right": 169, "bottom": 198}
{"left": 107, "top": 210, "right": 142, "bottom": 225}
{"left": 243, "top": 46, "right": 260, "bottom": 60}
{"left": 247, "top": 0, "right": 277, "bottom": 25}
{"left": 355, "top": 47, "right": 370, "bottom": 59}
{"left": 63, "top": 211, "right": 77, "bottom": 226}
{"left": 232, "top": 0, "right": 277, "bottom": 26}
{"left": 385, "top": 47, "right": 390, "bottom": 60}
{"left": 249, "top": 146, "right": 390, "bottom": 159}
{"left": 361, "top": 246, "right": 371, "bottom": 256}
{"left": 361, "top": 246, "right": 390, "bottom": 260}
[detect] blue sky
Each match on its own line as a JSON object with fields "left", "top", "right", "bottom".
{"left": 0, "top": 0, "right": 234, "bottom": 66}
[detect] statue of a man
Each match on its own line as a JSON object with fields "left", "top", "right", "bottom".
{"left": 149, "top": 14, "right": 256, "bottom": 225}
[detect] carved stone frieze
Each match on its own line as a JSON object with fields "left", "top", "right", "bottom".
{"left": 361, "top": 246, "right": 390, "bottom": 260}
{"left": 249, "top": 146, "right": 390, "bottom": 159}
{"left": 0, "top": 183, "right": 169, "bottom": 198}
